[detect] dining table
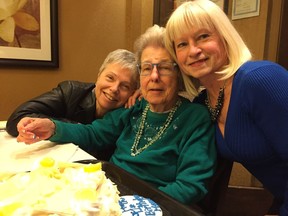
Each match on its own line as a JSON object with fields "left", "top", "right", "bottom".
{"left": 0, "top": 121, "right": 96, "bottom": 173}
{"left": 0, "top": 121, "right": 205, "bottom": 216}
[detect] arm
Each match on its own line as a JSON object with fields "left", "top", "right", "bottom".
{"left": 17, "top": 107, "right": 127, "bottom": 152}
{"left": 159, "top": 106, "right": 217, "bottom": 204}
{"left": 6, "top": 81, "right": 94, "bottom": 137}
{"left": 243, "top": 63, "right": 288, "bottom": 160}
{"left": 242, "top": 62, "right": 288, "bottom": 213}
{"left": 49, "top": 108, "right": 127, "bottom": 152}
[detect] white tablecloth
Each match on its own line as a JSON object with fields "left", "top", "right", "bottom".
{"left": 0, "top": 120, "right": 6, "bottom": 130}
{"left": 0, "top": 130, "right": 95, "bottom": 173}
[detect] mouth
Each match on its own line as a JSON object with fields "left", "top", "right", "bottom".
{"left": 103, "top": 92, "right": 117, "bottom": 102}
{"left": 189, "top": 58, "right": 208, "bottom": 67}
{"left": 148, "top": 88, "right": 163, "bottom": 93}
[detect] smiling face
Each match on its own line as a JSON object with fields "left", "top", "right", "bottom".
{"left": 140, "top": 46, "right": 179, "bottom": 112}
{"left": 174, "top": 27, "right": 228, "bottom": 83}
{"left": 95, "top": 63, "right": 135, "bottom": 117}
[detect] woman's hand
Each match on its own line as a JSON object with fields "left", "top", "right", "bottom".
{"left": 17, "top": 117, "right": 55, "bottom": 144}
{"left": 125, "top": 89, "right": 142, "bottom": 108}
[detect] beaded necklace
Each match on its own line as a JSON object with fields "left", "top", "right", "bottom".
{"left": 205, "top": 84, "right": 225, "bottom": 122}
{"left": 131, "top": 100, "right": 182, "bottom": 156}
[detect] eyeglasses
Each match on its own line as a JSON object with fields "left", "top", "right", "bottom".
{"left": 137, "top": 62, "right": 177, "bottom": 76}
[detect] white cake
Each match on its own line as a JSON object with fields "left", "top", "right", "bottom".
{"left": 0, "top": 157, "right": 121, "bottom": 216}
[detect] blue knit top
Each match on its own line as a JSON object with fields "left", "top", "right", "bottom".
{"left": 196, "top": 60, "right": 288, "bottom": 215}
{"left": 193, "top": 61, "right": 288, "bottom": 216}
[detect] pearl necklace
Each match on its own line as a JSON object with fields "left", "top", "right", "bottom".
{"left": 131, "top": 100, "right": 182, "bottom": 156}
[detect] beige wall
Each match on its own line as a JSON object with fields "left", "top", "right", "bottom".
{"left": 230, "top": 0, "right": 282, "bottom": 61}
{"left": 0, "top": 0, "right": 153, "bottom": 120}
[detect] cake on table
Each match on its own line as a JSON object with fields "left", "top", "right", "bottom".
{"left": 0, "top": 157, "right": 163, "bottom": 216}
{"left": 0, "top": 157, "right": 121, "bottom": 216}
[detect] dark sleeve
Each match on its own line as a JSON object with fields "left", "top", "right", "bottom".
{"left": 6, "top": 81, "right": 92, "bottom": 136}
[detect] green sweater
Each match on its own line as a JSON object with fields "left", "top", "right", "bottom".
{"left": 50, "top": 98, "right": 216, "bottom": 204}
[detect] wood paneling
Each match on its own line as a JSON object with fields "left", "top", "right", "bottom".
{"left": 277, "top": 0, "right": 288, "bottom": 69}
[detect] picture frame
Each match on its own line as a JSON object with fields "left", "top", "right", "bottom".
{"left": 0, "top": 0, "right": 59, "bottom": 68}
{"left": 174, "top": 0, "right": 228, "bottom": 13}
{"left": 153, "top": 0, "right": 228, "bottom": 27}
{"left": 153, "top": 0, "right": 174, "bottom": 27}
{"left": 210, "top": 0, "right": 229, "bottom": 13}
{"left": 277, "top": 0, "right": 287, "bottom": 70}
{"left": 231, "top": 0, "right": 260, "bottom": 20}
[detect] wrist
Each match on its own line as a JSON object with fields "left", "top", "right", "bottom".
{"left": 49, "top": 119, "right": 57, "bottom": 138}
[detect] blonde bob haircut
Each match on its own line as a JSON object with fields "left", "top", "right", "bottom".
{"left": 165, "top": 0, "right": 252, "bottom": 97}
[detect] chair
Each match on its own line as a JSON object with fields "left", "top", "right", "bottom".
{"left": 195, "top": 155, "right": 233, "bottom": 216}
{"left": 88, "top": 145, "right": 116, "bottom": 161}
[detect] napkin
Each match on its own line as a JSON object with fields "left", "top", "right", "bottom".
{"left": 0, "top": 121, "right": 6, "bottom": 130}
{"left": 0, "top": 137, "right": 79, "bottom": 173}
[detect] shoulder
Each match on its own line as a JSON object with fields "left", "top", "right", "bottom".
{"left": 237, "top": 61, "right": 287, "bottom": 79}
{"left": 56, "top": 81, "right": 96, "bottom": 98}
{"left": 106, "top": 99, "right": 145, "bottom": 119}
{"left": 179, "top": 98, "right": 210, "bottom": 121}
{"left": 235, "top": 61, "right": 288, "bottom": 88}
{"left": 181, "top": 98, "right": 205, "bottom": 109}
{"left": 234, "top": 61, "right": 288, "bottom": 106}
{"left": 58, "top": 80, "right": 95, "bottom": 90}
{"left": 241, "top": 60, "right": 284, "bottom": 69}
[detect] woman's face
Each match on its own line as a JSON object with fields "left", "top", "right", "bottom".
{"left": 95, "top": 63, "right": 135, "bottom": 114}
{"left": 174, "top": 27, "right": 228, "bottom": 82}
{"left": 140, "top": 46, "right": 179, "bottom": 112}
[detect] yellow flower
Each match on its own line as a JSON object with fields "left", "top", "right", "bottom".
{"left": 0, "top": 0, "right": 39, "bottom": 43}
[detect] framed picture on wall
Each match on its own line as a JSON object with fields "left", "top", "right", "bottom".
{"left": 0, "top": 0, "right": 59, "bottom": 68}
{"left": 153, "top": 0, "right": 174, "bottom": 27}
{"left": 154, "top": 0, "right": 228, "bottom": 27}
{"left": 211, "top": 0, "right": 225, "bottom": 9}
{"left": 175, "top": 0, "right": 228, "bottom": 12}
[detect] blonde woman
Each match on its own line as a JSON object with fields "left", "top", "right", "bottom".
{"left": 165, "top": 0, "right": 288, "bottom": 215}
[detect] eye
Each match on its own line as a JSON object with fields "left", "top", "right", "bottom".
{"left": 142, "top": 64, "right": 152, "bottom": 71}
{"left": 175, "top": 42, "right": 187, "bottom": 49}
{"left": 120, "top": 84, "right": 131, "bottom": 91}
{"left": 139, "top": 63, "right": 153, "bottom": 76}
{"left": 159, "top": 63, "right": 172, "bottom": 70}
{"left": 105, "top": 74, "right": 114, "bottom": 81}
{"left": 198, "top": 33, "right": 210, "bottom": 41}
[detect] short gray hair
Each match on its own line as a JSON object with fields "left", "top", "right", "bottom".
{"left": 98, "top": 49, "right": 139, "bottom": 89}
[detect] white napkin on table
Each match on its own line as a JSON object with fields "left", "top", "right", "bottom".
{"left": 0, "top": 121, "right": 6, "bottom": 130}
{"left": 0, "top": 136, "right": 79, "bottom": 173}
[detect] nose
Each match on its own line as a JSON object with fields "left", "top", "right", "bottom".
{"left": 150, "top": 65, "right": 160, "bottom": 81}
{"left": 110, "top": 83, "right": 120, "bottom": 92}
{"left": 188, "top": 42, "right": 201, "bottom": 56}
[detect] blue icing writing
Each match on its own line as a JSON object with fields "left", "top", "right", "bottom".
{"left": 119, "top": 195, "right": 162, "bottom": 216}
